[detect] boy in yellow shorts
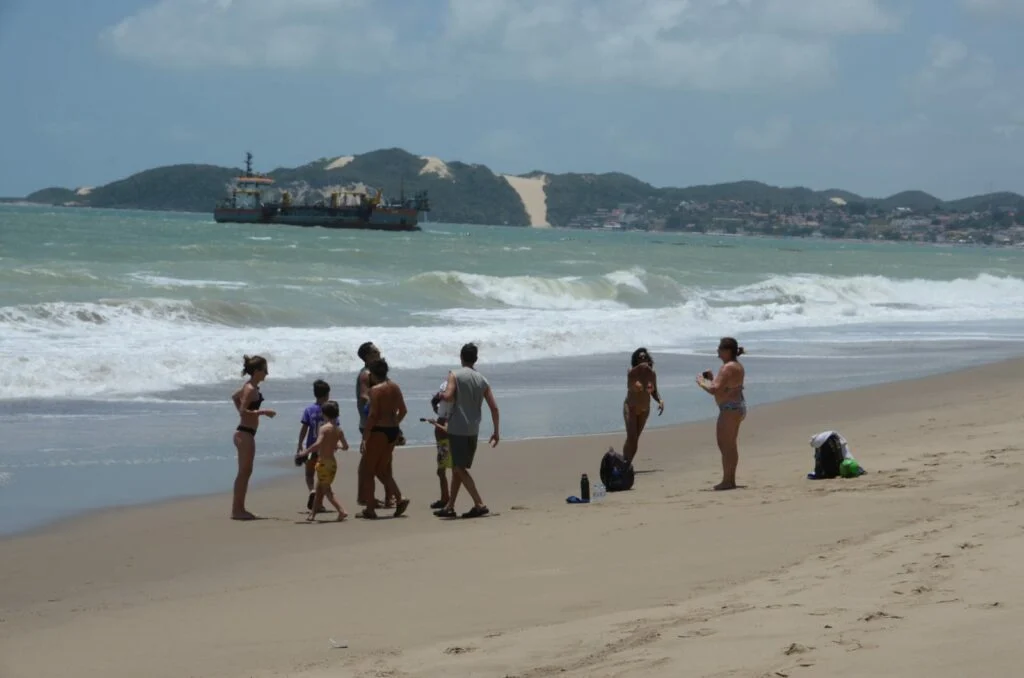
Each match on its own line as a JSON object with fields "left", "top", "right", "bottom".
{"left": 297, "top": 400, "right": 349, "bottom": 522}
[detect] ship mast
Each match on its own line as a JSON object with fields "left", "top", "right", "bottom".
{"left": 244, "top": 151, "right": 253, "bottom": 178}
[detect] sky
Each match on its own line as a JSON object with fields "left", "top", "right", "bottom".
{"left": 1, "top": 0, "right": 1023, "bottom": 199}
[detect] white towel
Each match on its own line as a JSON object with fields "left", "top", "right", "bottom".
{"left": 809, "top": 430, "right": 852, "bottom": 459}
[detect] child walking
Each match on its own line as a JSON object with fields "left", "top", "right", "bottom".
{"left": 296, "top": 379, "right": 335, "bottom": 511}
{"left": 425, "top": 379, "right": 452, "bottom": 509}
{"left": 297, "top": 400, "right": 349, "bottom": 522}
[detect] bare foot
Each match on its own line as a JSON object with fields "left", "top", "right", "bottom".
{"left": 336, "top": 510, "right": 348, "bottom": 522}
{"left": 306, "top": 513, "right": 316, "bottom": 522}
{"left": 232, "top": 510, "right": 257, "bottom": 520}
{"left": 713, "top": 481, "right": 738, "bottom": 491}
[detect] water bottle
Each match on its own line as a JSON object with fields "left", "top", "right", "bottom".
{"left": 592, "top": 481, "right": 606, "bottom": 503}
{"left": 580, "top": 473, "right": 590, "bottom": 502}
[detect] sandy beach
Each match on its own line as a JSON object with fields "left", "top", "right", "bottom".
{"left": 3, "top": 359, "right": 1023, "bottom": 678}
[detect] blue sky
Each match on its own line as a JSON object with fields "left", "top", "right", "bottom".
{"left": 2, "top": 0, "right": 1022, "bottom": 199}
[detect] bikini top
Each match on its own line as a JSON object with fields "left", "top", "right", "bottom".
{"left": 247, "top": 388, "right": 265, "bottom": 411}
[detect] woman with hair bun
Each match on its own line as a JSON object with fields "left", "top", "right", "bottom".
{"left": 697, "top": 337, "right": 746, "bottom": 491}
{"left": 230, "top": 354, "right": 276, "bottom": 520}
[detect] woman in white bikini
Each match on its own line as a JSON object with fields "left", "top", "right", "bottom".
{"left": 697, "top": 337, "right": 746, "bottom": 491}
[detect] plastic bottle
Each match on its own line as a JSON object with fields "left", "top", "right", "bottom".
{"left": 580, "top": 473, "right": 590, "bottom": 502}
{"left": 592, "top": 480, "right": 606, "bottom": 503}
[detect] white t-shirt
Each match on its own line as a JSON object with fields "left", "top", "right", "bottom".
{"left": 435, "top": 379, "right": 451, "bottom": 419}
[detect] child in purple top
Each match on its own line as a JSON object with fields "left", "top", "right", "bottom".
{"left": 296, "top": 379, "right": 337, "bottom": 510}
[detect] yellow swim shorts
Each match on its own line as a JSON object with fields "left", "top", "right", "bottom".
{"left": 315, "top": 458, "right": 337, "bottom": 485}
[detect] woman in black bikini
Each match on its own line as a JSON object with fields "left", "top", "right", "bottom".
{"left": 622, "top": 347, "right": 664, "bottom": 464}
{"left": 231, "top": 355, "right": 276, "bottom": 520}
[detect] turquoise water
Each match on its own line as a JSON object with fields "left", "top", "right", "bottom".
{"left": 4, "top": 204, "right": 1024, "bottom": 400}
{"left": 2, "top": 203, "right": 1024, "bottom": 534}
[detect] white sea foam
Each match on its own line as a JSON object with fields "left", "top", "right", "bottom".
{"left": 2, "top": 272, "right": 1024, "bottom": 400}
{"left": 128, "top": 273, "right": 249, "bottom": 289}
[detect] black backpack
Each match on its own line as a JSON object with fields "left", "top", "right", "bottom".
{"left": 600, "top": 449, "right": 635, "bottom": 492}
{"left": 814, "top": 434, "right": 845, "bottom": 479}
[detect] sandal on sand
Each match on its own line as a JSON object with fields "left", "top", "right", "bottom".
{"left": 462, "top": 506, "right": 489, "bottom": 519}
{"left": 358, "top": 509, "right": 378, "bottom": 520}
{"left": 394, "top": 498, "right": 410, "bottom": 517}
{"left": 434, "top": 508, "right": 456, "bottom": 518}
{"left": 430, "top": 500, "right": 447, "bottom": 509}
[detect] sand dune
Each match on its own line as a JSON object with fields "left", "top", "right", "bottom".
{"left": 325, "top": 155, "right": 354, "bottom": 170}
{"left": 2, "top": 360, "right": 1023, "bottom": 678}
{"left": 503, "top": 173, "right": 549, "bottom": 227}
{"left": 419, "top": 155, "right": 452, "bottom": 179}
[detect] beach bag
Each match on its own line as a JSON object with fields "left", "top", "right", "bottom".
{"left": 600, "top": 448, "right": 635, "bottom": 492}
{"left": 810, "top": 431, "right": 849, "bottom": 479}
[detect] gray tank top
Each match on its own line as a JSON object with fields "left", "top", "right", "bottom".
{"left": 446, "top": 367, "right": 490, "bottom": 437}
{"left": 355, "top": 368, "right": 369, "bottom": 429}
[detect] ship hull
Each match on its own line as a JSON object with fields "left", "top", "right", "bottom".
{"left": 213, "top": 206, "right": 421, "bottom": 232}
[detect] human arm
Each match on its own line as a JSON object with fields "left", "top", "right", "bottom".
{"left": 297, "top": 422, "right": 309, "bottom": 453}
{"left": 697, "top": 364, "right": 735, "bottom": 395}
{"left": 441, "top": 371, "right": 457, "bottom": 402}
{"left": 395, "top": 388, "right": 408, "bottom": 425}
{"left": 362, "top": 387, "right": 379, "bottom": 445}
{"left": 232, "top": 383, "right": 275, "bottom": 417}
{"left": 648, "top": 369, "right": 664, "bottom": 415}
{"left": 337, "top": 425, "right": 349, "bottom": 451}
{"left": 357, "top": 370, "right": 371, "bottom": 412}
{"left": 302, "top": 427, "right": 326, "bottom": 457}
{"left": 231, "top": 385, "right": 250, "bottom": 414}
{"left": 484, "top": 385, "right": 500, "bottom": 447}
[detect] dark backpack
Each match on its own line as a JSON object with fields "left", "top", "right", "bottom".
{"left": 600, "top": 449, "right": 635, "bottom": 492}
{"left": 814, "top": 434, "right": 845, "bottom": 479}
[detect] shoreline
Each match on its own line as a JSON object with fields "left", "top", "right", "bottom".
{"left": 3, "top": 357, "right": 1024, "bottom": 676}
{"left": 3, "top": 350, "right": 1022, "bottom": 541}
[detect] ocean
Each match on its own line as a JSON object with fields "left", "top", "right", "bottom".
{"left": 3, "top": 203, "right": 1024, "bottom": 535}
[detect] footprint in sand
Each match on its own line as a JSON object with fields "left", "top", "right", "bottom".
{"left": 678, "top": 628, "right": 717, "bottom": 639}
{"left": 443, "top": 646, "right": 476, "bottom": 655}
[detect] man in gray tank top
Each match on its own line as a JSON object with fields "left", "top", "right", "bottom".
{"left": 434, "top": 342, "right": 500, "bottom": 519}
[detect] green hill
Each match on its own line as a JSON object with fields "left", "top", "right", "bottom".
{"left": 19, "top": 148, "right": 1024, "bottom": 227}
{"left": 25, "top": 187, "right": 81, "bottom": 204}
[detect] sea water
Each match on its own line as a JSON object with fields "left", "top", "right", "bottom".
{"left": 2, "top": 204, "right": 1024, "bottom": 534}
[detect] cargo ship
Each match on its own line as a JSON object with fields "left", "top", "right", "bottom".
{"left": 213, "top": 153, "right": 429, "bottom": 231}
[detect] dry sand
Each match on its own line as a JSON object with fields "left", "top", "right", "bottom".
{"left": 503, "top": 174, "right": 549, "bottom": 227}
{"left": 2, "top": 360, "right": 1023, "bottom": 678}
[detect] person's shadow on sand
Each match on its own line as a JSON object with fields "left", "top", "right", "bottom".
{"left": 699, "top": 484, "right": 749, "bottom": 492}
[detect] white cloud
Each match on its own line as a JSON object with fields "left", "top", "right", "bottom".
{"left": 101, "top": 0, "right": 398, "bottom": 70}
{"left": 103, "top": 0, "right": 899, "bottom": 92}
{"left": 917, "top": 36, "right": 994, "bottom": 92}
{"left": 960, "top": 0, "right": 1024, "bottom": 18}
{"left": 733, "top": 116, "right": 792, "bottom": 151}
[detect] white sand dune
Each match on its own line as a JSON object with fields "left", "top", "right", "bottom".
{"left": 419, "top": 156, "right": 453, "bottom": 179}
{"left": 503, "top": 174, "right": 549, "bottom": 227}
{"left": 325, "top": 155, "right": 354, "bottom": 170}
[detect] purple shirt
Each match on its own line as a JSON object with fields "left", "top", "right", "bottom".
{"left": 301, "top": 403, "right": 339, "bottom": 448}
